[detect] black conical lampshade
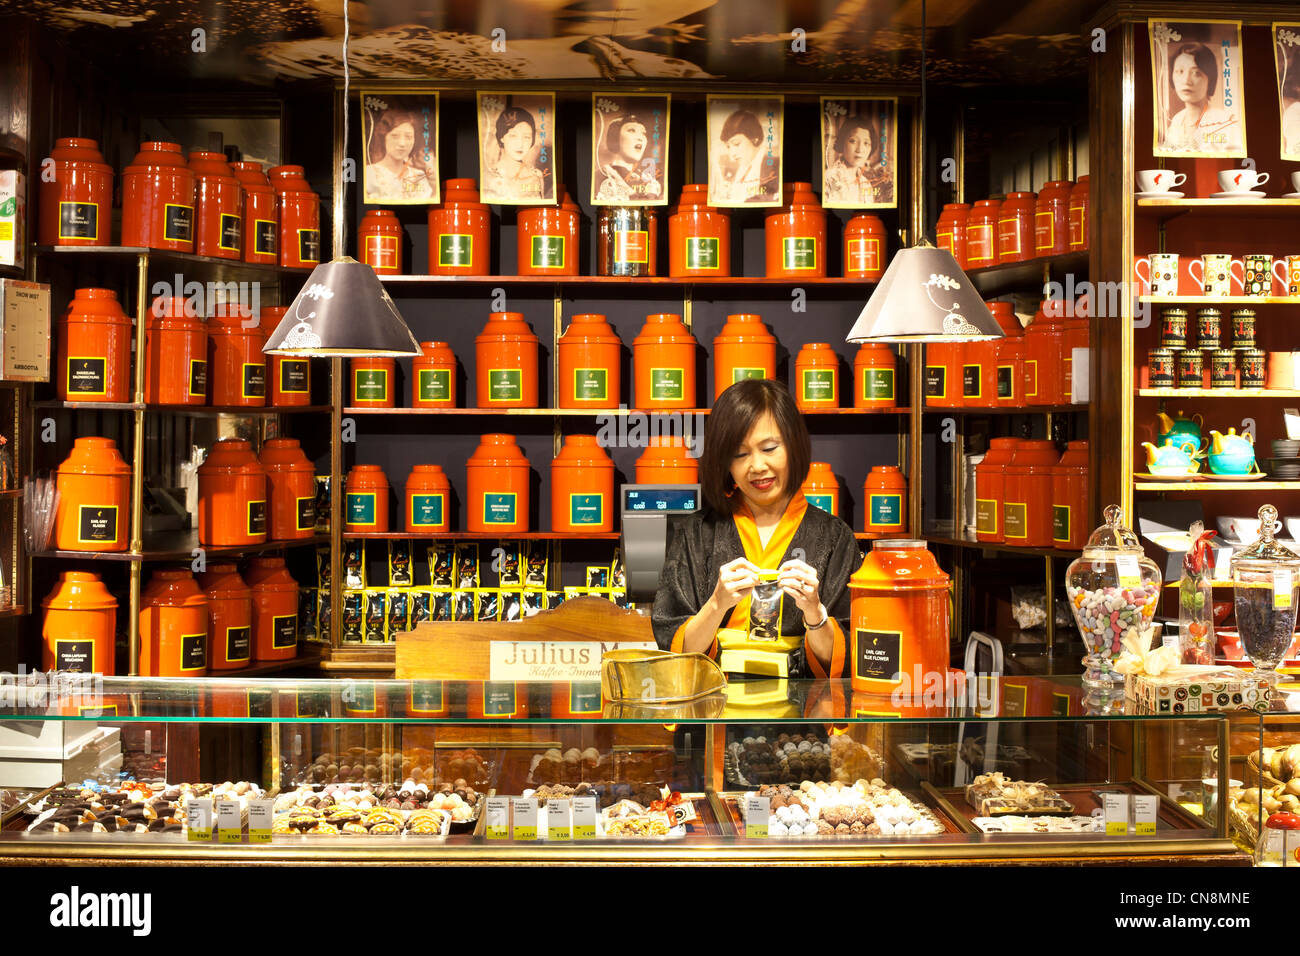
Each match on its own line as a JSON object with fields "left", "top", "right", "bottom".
{"left": 263, "top": 257, "right": 421, "bottom": 357}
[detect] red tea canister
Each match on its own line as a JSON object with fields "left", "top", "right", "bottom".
{"left": 935, "top": 203, "right": 970, "bottom": 268}
{"left": 801, "top": 461, "right": 839, "bottom": 517}
{"left": 964, "top": 199, "right": 1000, "bottom": 268}
{"left": 428, "top": 178, "right": 490, "bottom": 275}
{"left": 139, "top": 569, "right": 208, "bottom": 678}
{"left": 230, "top": 161, "right": 277, "bottom": 264}
{"left": 1023, "top": 302, "right": 1065, "bottom": 405}
{"left": 963, "top": 300, "right": 1013, "bottom": 408}
{"left": 765, "top": 183, "right": 826, "bottom": 278}
{"left": 1001, "top": 440, "right": 1060, "bottom": 548}
{"left": 208, "top": 305, "right": 267, "bottom": 407}
{"left": 551, "top": 435, "right": 614, "bottom": 533}
{"left": 405, "top": 464, "right": 450, "bottom": 533}
{"left": 635, "top": 436, "right": 698, "bottom": 484}
{"left": 997, "top": 191, "right": 1036, "bottom": 264}
{"left": 669, "top": 184, "right": 730, "bottom": 277}
{"left": 633, "top": 313, "right": 696, "bottom": 409}
{"left": 121, "top": 141, "right": 195, "bottom": 252}
{"left": 412, "top": 340, "right": 456, "bottom": 407}
{"left": 713, "top": 313, "right": 777, "bottom": 400}
{"left": 267, "top": 165, "right": 321, "bottom": 269}
{"left": 1035, "top": 180, "right": 1073, "bottom": 257}
{"left": 188, "top": 151, "right": 243, "bottom": 260}
{"left": 863, "top": 465, "right": 907, "bottom": 537}
{"left": 467, "top": 434, "right": 530, "bottom": 533}
{"left": 39, "top": 137, "right": 113, "bottom": 247}
{"left": 559, "top": 313, "right": 622, "bottom": 408}
{"left": 345, "top": 464, "right": 390, "bottom": 532}
{"left": 198, "top": 563, "right": 253, "bottom": 671}
{"left": 259, "top": 437, "right": 316, "bottom": 540}
{"left": 351, "top": 356, "right": 395, "bottom": 408}
{"left": 58, "top": 287, "right": 133, "bottom": 403}
{"left": 54, "top": 437, "right": 131, "bottom": 552}
{"left": 1051, "top": 440, "right": 1089, "bottom": 550}
{"left": 854, "top": 343, "right": 897, "bottom": 409}
{"left": 145, "top": 296, "right": 206, "bottom": 405}
{"left": 518, "top": 188, "right": 580, "bottom": 276}
{"left": 42, "top": 572, "right": 117, "bottom": 674}
{"left": 989, "top": 302, "right": 1025, "bottom": 407}
{"left": 974, "top": 438, "right": 1020, "bottom": 542}
{"left": 197, "top": 439, "right": 268, "bottom": 546}
{"left": 245, "top": 557, "right": 298, "bottom": 662}
{"left": 843, "top": 213, "right": 887, "bottom": 281}
{"left": 924, "top": 342, "right": 963, "bottom": 408}
{"left": 1068, "top": 176, "right": 1090, "bottom": 251}
{"left": 476, "top": 312, "right": 539, "bottom": 408}
{"left": 359, "top": 208, "right": 403, "bottom": 274}
{"left": 260, "top": 306, "right": 311, "bottom": 407}
{"left": 793, "top": 342, "right": 840, "bottom": 410}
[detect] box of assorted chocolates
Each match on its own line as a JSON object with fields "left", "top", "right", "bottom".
{"left": 1124, "top": 667, "right": 1271, "bottom": 714}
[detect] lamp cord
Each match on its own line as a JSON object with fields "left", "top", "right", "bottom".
{"left": 919, "top": 0, "right": 927, "bottom": 240}
{"left": 340, "top": 0, "right": 350, "bottom": 261}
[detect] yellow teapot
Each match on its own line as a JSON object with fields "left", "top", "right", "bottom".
{"left": 1141, "top": 438, "right": 1201, "bottom": 476}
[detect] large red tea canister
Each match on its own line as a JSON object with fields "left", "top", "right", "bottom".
{"left": 598, "top": 206, "right": 659, "bottom": 277}
{"left": 518, "top": 188, "right": 580, "bottom": 276}
{"left": 1001, "top": 440, "right": 1060, "bottom": 548}
{"left": 359, "top": 208, "right": 403, "bottom": 274}
{"left": 844, "top": 213, "right": 887, "bottom": 281}
{"left": 1051, "top": 440, "right": 1089, "bottom": 550}
{"left": 467, "top": 434, "right": 530, "bottom": 533}
{"left": 849, "top": 540, "right": 950, "bottom": 696}
{"left": 801, "top": 461, "right": 839, "bottom": 517}
{"left": 405, "top": 464, "right": 451, "bottom": 533}
{"left": 412, "top": 340, "right": 456, "bottom": 407}
{"left": 924, "top": 342, "right": 963, "bottom": 409}
{"left": 765, "top": 183, "right": 826, "bottom": 278}
{"left": 559, "top": 313, "right": 622, "bottom": 408}
{"left": 793, "top": 342, "right": 840, "bottom": 410}
{"left": 58, "top": 287, "right": 132, "bottom": 403}
{"left": 54, "top": 437, "right": 131, "bottom": 552}
{"left": 428, "top": 178, "right": 490, "bottom": 275}
{"left": 345, "top": 464, "right": 390, "bottom": 532}
{"left": 260, "top": 306, "right": 311, "bottom": 406}
{"left": 230, "top": 161, "right": 276, "bottom": 264}
{"left": 145, "top": 296, "right": 206, "bottom": 405}
{"left": 39, "top": 137, "right": 113, "bottom": 247}
{"left": 962, "top": 300, "right": 1013, "bottom": 408}
{"left": 208, "top": 304, "right": 266, "bottom": 407}
{"left": 1068, "top": 176, "right": 1090, "bottom": 251}
{"left": 935, "top": 203, "right": 970, "bottom": 268}
{"left": 139, "top": 569, "right": 208, "bottom": 678}
{"left": 476, "top": 312, "right": 539, "bottom": 408}
{"left": 1035, "top": 180, "right": 1073, "bottom": 257}
{"left": 964, "top": 199, "right": 1000, "bottom": 268}
{"left": 633, "top": 313, "right": 696, "bottom": 409}
{"left": 42, "top": 572, "right": 117, "bottom": 674}
{"left": 121, "top": 141, "right": 195, "bottom": 252}
{"left": 197, "top": 439, "right": 268, "bottom": 546}
{"left": 997, "top": 191, "right": 1036, "bottom": 264}
{"left": 267, "top": 165, "right": 321, "bottom": 269}
{"left": 551, "top": 435, "right": 614, "bottom": 533}
{"left": 635, "top": 436, "right": 699, "bottom": 484}
{"left": 1023, "top": 302, "right": 1066, "bottom": 405}
{"left": 245, "top": 557, "right": 298, "bottom": 662}
{"left": 854, "top": 343, "right": 897, "bottom": 409}
{"left": 189, "top": 151, "right": 242, "bottom": 260}
{"left": 989, "top": 301, "right": 1024, "bottom": 407}
{"left": 863, "top": 465, "right": 907, "bottom": 537}
{"left": 974, "top": 438, "right": 1020, "bottom": 543}
{"left": 713, "top": 313, "right": 777, "bottom": 400}
{"left": 259, "top": 437, "right": 316, "bottom": 540}
{"left": 670, "top": 184, "right": 730, "bottom": 277}
{"left": 351, "top": 356, "right": 395, "bottom": 408}
{"left": 199, "top": 563, "right": 252, "bottom": 671}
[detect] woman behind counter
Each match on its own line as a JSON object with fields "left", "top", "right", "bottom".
{"left": 652, "top": 379, "right": 863, "bottom": 678}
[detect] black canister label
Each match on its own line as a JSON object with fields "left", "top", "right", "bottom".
{"left": 219, "top": 213, "right": 242, "bottom": 252}
{"left": 78, "top": 505, "right": 118, "bottom": 543}
{"left": 59, "top": 201, "right": 99, "bottom": 241}
{"left": 855, "top": 629, "right": 901, "bottom": 682}
{"left": 67, "top": 357, "right": 107, "bottom": 395}
{"left": 164, "top": 204, "right": 193, "bottom": 243}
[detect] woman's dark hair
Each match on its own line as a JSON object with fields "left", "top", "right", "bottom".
{"left": 605, "top": 114, "right": 648, "bottom": 156}
{"left": 699, "top": 378, "right": 811, "bottom": 515}
{"left": 495, "top": 106, "right": 537, "bottom": 147}
{"left": 834, "top": 115, "right": 879, "bottom": 165}
{"left": 720, "top": 109, "right": 763, "bottom": 147}
{"left": 368, "top": 109, "right": 420, "bottom": 165}
{"left": 1170, "top": 42, "right": 1218, "bottom": 99}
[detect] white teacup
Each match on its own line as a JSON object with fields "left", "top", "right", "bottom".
{"left": 1137, "top": 169, "right": 1186, "bottom": 193}
{"left": 1218, "top": 168, "right": 1270, "bottom": 192}
{"left": 1287, "top": 516, "right": 1300, "bottom": 540}
{"left": 1292, "top": 170, "right": 1300, "bottom": 193}
{"left": 1230, "top": 516, "right": 1281, "bottom": 540}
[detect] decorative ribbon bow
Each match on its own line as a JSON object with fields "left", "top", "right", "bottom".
{"left": 1114, "top": 628, "right": 1180, "bottom": 677}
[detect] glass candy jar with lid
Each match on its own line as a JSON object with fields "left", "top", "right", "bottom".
{"left": 1065, "top": 505, "right": 1162, "bottom": 691}
{"left": 1231, "top": 505, "right": 1300, "bottom": 684}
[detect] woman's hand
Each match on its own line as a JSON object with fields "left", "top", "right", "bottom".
{"left": 711, "top": 557, "right": 760, "bottom": 613}
{"left": 777, "top": 558, "right": 824, "bottom": 624}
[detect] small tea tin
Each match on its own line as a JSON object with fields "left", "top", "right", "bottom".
{"left": 1196, "top": 307, "right": 1221, "bottom": 350}
{"left": 1210, "top": 349, "right": 1237, "bottom": 388}
{"left": 1160, "top": 307, "right": 1188, "bottom": 349}
{"left": 1231, "top": 308, "right": 1256, "bottom": 350}
{"left": 1149, "top": 348, "right": 1176, "bottom": 388}
{"left": 1176, "top": 348, "right": 1203, "bottom": 388}
{"left": 1240, "top": 349, "right": 1266, "bottom": 389}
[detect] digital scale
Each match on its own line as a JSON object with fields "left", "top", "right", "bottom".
{"left": 619, "top": 484, "right": 701, "bottom": 603}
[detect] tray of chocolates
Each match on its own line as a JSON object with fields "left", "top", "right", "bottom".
{"left": 273, "top": 779, "right": 482, "bottom": 832}
{"left": 964, "top": 773, "right": 1074, "bottom": 816}
{"left": 727, "top": 779, "right": 954, "bottom": 839}
{"left": 17, "top": 781, "right": 264, "bottom": 838}
{"left": 272, "top": 804, "right": 450, "bottom": 838}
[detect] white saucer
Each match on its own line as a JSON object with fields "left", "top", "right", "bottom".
{"left": 1209, "top": 190, "right": 1267, "bottom": 199}
{"left": 1135, "top": 191, "right": 1184, "bottom": 199}
{"left": 1284, "top": 192, "right": 1300, "bottom": 199}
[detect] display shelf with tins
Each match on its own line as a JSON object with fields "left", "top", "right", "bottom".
{"left": 33, "top": 401, "right": 332, "bottom": 417}
{"left": 342, "top": 406, "right": 910, "bottom": 417}
{"left": 31, "top": 533, "right": 331, "bottom": 562}
{"left": 1138, "top": 388, "right": 1300, "bottom": 399}
{"left": 378, "top": 275, "right": 879, "bottom": 289}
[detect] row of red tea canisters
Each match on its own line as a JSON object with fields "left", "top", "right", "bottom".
{"left": 934, "top": 177, "right": 1089, "bottom": 268}
{"left": 40, "top": 138, "right": 320, "bottom": 267}
{"left": 973, "top": 439, "right": 1089, "bottom": 550}
{"left": 52, "top": 436, "right": 317, "bottom": 553}
{"left": 40, "top": 560, "right": 301, "bottom": 677}
{"left": 350, "top": 313, "right": 899, "bottom": 411}
{"left": 925, "top": 300, "right": 1089, "bottom": 408}
{"left": 344, "top": 443, "right": 907, "bottom": 537}
{"left": 57, "top": 289, "right": 311, "bottom": 407}
{"left": 360, "top": 179, "right": 889, "bottom": 281}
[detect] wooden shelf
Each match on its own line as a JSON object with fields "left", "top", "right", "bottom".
{"left": 1139, "top": 295, "right": 1299, "bottom": 305}
{"left": 923, "top": 534, "right": 1082, "bottom": 560}
{"left": 343, "top": 531, "right": 620, "bottom": 540}
{"left": 922, "top": 404, "right": 1086, "bottom": 415}
{"left": 32, "top": 532, "right": 329, "bottom": 563}
{"left": 1136, "top": 481, "right": 1299, "bottom": 492}
{"left": 378, "top": 274, "right": 874, "bottom": 289}
{"left": 33, "top": 245, "right": 311, "bottom": 280}
{"left": 33, "top": 401, "right": 331, "bottom": 416}
{"left": 0, "top": 490, "right": 21, "bottom": 500}
{"left": 344, "top": 406, "right": 908, "bottom": 417}
{"left": 0, "top": 605, "right": 26, "bottom": 619}
{"left": 965, "top": 250, "right": 1089, "bottom": 298}
{"left": 1136, "top": 197, "right": 1300, "bottom": 222}
{"left": 1138, "top": 388, "right": 1300, "bottom": 399}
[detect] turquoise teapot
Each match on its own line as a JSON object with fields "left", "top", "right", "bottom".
{"left": 1141, "top": 438, "right": 1201, "bottom": 476}
{"left": 1156, "top": 410, "right": 1206, "bottom": 459}
{"left": 1208, "top": 428, "right": 1258, "bottom": 476}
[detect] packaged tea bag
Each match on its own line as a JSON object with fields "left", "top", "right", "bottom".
{"left": 586, "top": 566, "right": 609, "bottom": 589}
{"left": 430, "top": 589, "right": 454, "bottom": 622}
{"left": 314, "top": 476, "right": 331, "bottom": 533}
{"left": 547, "top": 590, "right": 566, "bottom": 610}
{"left": 316, "top": 546, "right": 331, "bottom": 588}
{"left": 456, "top": 544, "right": 480, "bottom": 588}
{"left": 477, "top": 589, "right": 500, "bottom": 621}
{"left": 387, "top": 588, "right": 409, "bottom": 634}
{"left": 524, "top": 541, "right": 548, "bottom": 589}
{"left": 299, "top": 588, "right": 318, "bottom": 642}
{"left": 748, "top": 571, "right": 783, "bottom": 642}
{"left": 497, "top": 541, "right": 523, "bottom": 587}
{"left": 388, "top": 539, "right": 413, "bottom": 586}
{"left": 317, "top": 590, "right": 332, "bottom": 641}
{"left": 453, "top": 589, "right": 478, "bottom": 621}
{"left": 429, "top": 543, "right": 455, "bottom": 587}
{"left": 364, "top": 589, "right": 388, "bottom": 643}
{"left": 344, "top": 540, "right": 365, "bottom": 590}
{"left": 410, "top": 588, "right": 431, "bottom": 625}
{"left": 521, "top": 590, "right": 547, "bottom": 617}
{"left": 500, "top": 590, "right": 523, "bottom": 622}
{"left": 341, "top": 591, "right": 364, "bottom": 643}
{"left": 564, "top": 586, "right": 585, "bottom": 602}
{"left": 610, "top": 547, "right": 626, "bottom": 589}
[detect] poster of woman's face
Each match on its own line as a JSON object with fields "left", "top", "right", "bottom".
{"left": 1274, "top": 24, "right": 1300, "bottom": 161}
{"left": 362, "top": 92, "right": 439, "bottom": 204}
{"left": 1150, "top": 19, "right": 1246, "bottom": 158}
{"left": 591, "top": 94, "right": 669, "bottom": 206}
{"left": 478, "top": 92, "right": 556, "bottom": 205}
{"left": 819, "top": 98, "right": 897, "bottom": 209}
{"left": 707, "top": 96, "right": 782, "bottom": 207}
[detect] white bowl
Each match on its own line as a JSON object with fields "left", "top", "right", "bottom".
{"left": 1288, "top": 517, "right": 1300, "bottom": 541}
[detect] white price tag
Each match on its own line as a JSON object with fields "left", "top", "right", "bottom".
{"left": 512, "top": 797, "right": 538, "bottom": 841}
{"left": 572, "top": 796, "right": 597, "bottom": 839}
{"left": 1275, "top": 569, "right": 1294, "bottom": 610}
{"left": 247, "top": 799, "right": 274, "bottom": 844}
{"left": 1261, "top": 827, "right": 1285, "bottom": 866}
{"left": 547, "top": 799, "right": 571, "bottom": 841}
{"left": 1116, "top": 554, "right": 1141, "bottom": 588}
{"left": 1133, "top": 795, "right": 1158, "bottom": 835}
{"left": 745, "top": 795, "right": 770, "bottom": 839}
{"left": 1103, "top": 793, "right": 1130, "bottom": 836}
{"left": 485, "top": 796, "right": 509, "bottom": 840}
{"left": 187, "top": 797, "right": 213, "bottom": 842}
{"left": 216, "top": 800, "right": 242, "bottom": 843}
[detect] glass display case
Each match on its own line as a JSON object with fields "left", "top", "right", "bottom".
{"left": 0, "top": 675, "right": 1252, "bottom": 864}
